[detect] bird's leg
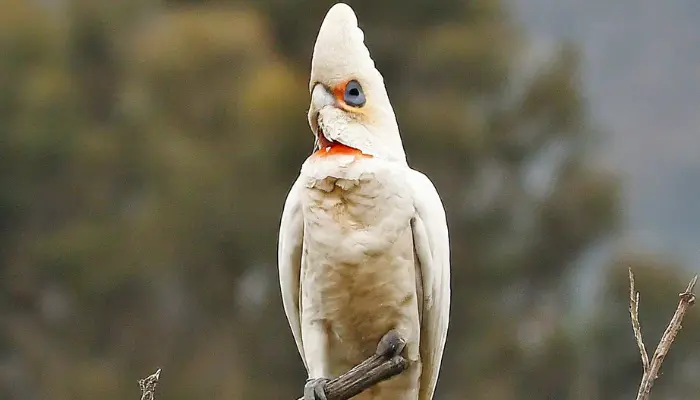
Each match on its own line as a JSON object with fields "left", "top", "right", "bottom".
{"left": 302, "top": 319, "right": 331, "bottom": 400}
{"left": 375, "top": 329, "right": 407, "bottom": 358}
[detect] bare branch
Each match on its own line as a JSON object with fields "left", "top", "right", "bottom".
{"left": 301, "top": 354, "right": 408, "bottom": 400}
{"left": 628, "top": 267, "right": 649, "bottom": 371}
{"left": 298, "top": 329, "right": 409, "bottom": 400}
{"left": 630, "top": 270, "right": 697, "bottom": 400}
{"left": 138, "top": 368, "right": 161, "bottom": 400}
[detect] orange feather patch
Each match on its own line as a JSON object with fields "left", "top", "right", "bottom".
{"left": 332, "top": 80, "right": 349, "bottom": 102}
{"left": 313, "top": 127, "right": 372, "bottom": 159}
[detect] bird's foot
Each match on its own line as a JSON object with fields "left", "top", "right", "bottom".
{"left": 304, "top": 377, "right": 330, "bottom": 400}
{"left": 375, "top": 329, "right": 406, "bottom": 358}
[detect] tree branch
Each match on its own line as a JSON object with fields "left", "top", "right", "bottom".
{"left": 629, "top": 268, "right": 697, "bottom": 400}
{"left": 301, "top": 352, "right": 408, "bottom": 400}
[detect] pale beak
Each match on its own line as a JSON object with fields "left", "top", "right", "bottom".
{"left": 310, "top": 83, "right": 337, "bottom": 112}
{"left": 308, "top": 83, "right": 337, "bottom": 152}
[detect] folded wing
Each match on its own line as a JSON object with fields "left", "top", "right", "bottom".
{"left": 278, "top": 178, "right": 307, "bottom": 368}
{"left": 409, "top": 170, "right": 451, "bottom": 399}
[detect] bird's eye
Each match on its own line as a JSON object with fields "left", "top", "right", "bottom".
{"left": 343, "top": 80, "right": 366, "bottom": 107}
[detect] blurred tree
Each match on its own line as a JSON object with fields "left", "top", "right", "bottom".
{"left": 0, "top": 1, "right": 303, "bottom": 398}
{"left": 0, "top": 0, "right": 696, "bottom": 399}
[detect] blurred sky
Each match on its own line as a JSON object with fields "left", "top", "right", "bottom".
{"left": 511, "top": 0, "right": 700, "bottom": 267}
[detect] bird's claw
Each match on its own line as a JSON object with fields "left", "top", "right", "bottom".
{"left": 376, "top": 329, "right": 406, "bottom": 358}
{"left": 304, "top": 377, "right": 330, "bottom": 400}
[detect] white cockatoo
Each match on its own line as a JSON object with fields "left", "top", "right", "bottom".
{"left": 278, "top": 3, "right": 450, "bottom": 400}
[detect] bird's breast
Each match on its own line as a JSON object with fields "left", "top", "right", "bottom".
{"left": 300, "top": 163, "right": 415, "bottom": 263}
{"left": 299, "top": 164, "right": 422, "bottom": 369}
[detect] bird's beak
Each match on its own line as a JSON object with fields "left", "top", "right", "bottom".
{"left": 310, "top": 83, "right": 337, "bottom": 111}
{"left": 308, "top": 83, "right": 337, "bottom": 151}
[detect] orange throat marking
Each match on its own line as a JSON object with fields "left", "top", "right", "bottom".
{"left": 313, "top": 131, "right": 372, "bottom": 159}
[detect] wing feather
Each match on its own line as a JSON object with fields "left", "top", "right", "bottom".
{"left": 278, "top": 177, "right": 307, "bottom": 368}
{"left": 408, "top": 170, "right": 451, "bottom": 400}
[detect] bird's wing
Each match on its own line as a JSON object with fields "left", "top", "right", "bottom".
{"left": 278, "top": 177, "right": 307, "bottom": 368}
{"left": 408, "top": 170, "right": 451, "bottom": 399}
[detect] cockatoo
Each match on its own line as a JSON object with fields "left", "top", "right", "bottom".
{"left": 278, "top": 3, "right": 450, "bottom": 400}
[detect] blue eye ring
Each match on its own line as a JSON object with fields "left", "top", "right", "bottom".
{"left": 344, "top": 80, "right": 366, "bottom": 107}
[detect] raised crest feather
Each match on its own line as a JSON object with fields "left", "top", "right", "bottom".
{"left": 310, "top": 3, "right": 381, "bottom": 92}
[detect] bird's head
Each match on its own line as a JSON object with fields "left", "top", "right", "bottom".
{"left": 308, "top": 3, "right": 406, "bottom": 163}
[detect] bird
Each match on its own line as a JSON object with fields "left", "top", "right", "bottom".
{"left": 278, "top": 3, "right": 450, "bottom": 400}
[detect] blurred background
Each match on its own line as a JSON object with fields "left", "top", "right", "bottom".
{"left": 1, "top": 0, "right": 698, "bottom": 399}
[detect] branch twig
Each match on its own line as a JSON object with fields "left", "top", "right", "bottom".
{"left": 138, "top": 368, "right": 161, "bottom": 400}
{"left": 629, "top": 268, "right": 697, "bottom": 400}
{"left": 628, "top": 268, "right": 649, "bottom": 371}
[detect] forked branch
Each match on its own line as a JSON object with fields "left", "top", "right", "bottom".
{"left": 628, "top": 268, "right": 697, "bottom": 400}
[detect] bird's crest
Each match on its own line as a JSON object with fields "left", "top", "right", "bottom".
{"left": 310, "top": 3, "right": 382, "bottom": 92}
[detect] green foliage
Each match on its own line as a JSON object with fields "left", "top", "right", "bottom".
{"left": 0, "top": 1, "right": 695, "bottom": 399}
